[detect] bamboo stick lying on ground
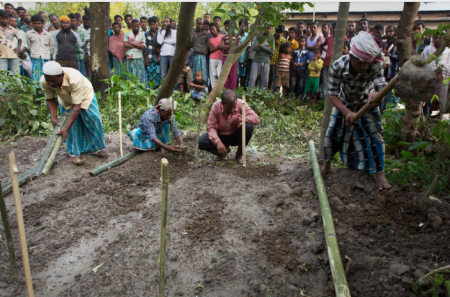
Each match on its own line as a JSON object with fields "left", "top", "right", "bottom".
{"left": 308, "top": 140, "right": 351, "bottom": 297}
{"left": 42, "top": 115, "right": 71, "bottom": 175}
{"left": 8, "top": 152, "right": 34, "bottom": 297}
{"left": 159, "top": 158, "right": 169, "bottom": 297}
{"left": 89, "top": 151, "right": 138, "bottom": 176}
{"left": 0, "top": 181, "right": 18, "bottom": 278}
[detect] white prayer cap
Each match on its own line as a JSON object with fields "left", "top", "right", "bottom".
{"left": 42, "top": 61, "right": 63, "bottom": 76}
{"left": 160, "top": 97, "right": 177, "bottom": 111}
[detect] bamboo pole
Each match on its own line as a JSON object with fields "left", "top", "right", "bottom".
{"left": 308, "top": 141, "right": 350, "bottom": 297}
{"left": 89, "top": 151, "right": 138, "bottom": 176}
{"left": 119, "top": 92, "right": 123, "bottom": 157}
{"left": 42, "top": 115, "right": 70, "bottom": 175}
{"left": 170, "top": 98, "right": 175, "bottom": 145}
{"left": 2, "top": 168, "right": 38, "bottom": 196}
{"left": 194, "top": 99, "right": 203, "bottom": 166}
{"left": 159, "top": 158, "right": 169, "bottom": 297}
{"left": 242, "top": 95, "right": 246, "bottom": 168}
{"left": 0, "top": 181, "right": 18, "bottom": 277}
{"left": 8, "top": 152, "right": 34, "bottom": 297}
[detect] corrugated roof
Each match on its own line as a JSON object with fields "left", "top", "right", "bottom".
{"left": 283, "top": 2, "right": 450, "bottom": 13}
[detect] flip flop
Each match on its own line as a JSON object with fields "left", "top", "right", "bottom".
{"left": 88, "top": 150, "right": 109, "bottom": 159}
{"left": 74, "top": 157, "right": 85, "bottom": 166}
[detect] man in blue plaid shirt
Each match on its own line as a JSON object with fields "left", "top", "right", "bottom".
{"left": 321, "top": 31, "right": 391, "bottom": 190}
{"left": 144, "top": 16, "right": 160, "bottom": 88}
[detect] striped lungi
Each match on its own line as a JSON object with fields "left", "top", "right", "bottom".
{"left": 31, "top": 57, "right": 49, "bottom": 88}
{"left": 127, "top": 123, "right": 170, "bottom": 151}
{"left": 324, "top": 107, "right": 385, "bottom": 174}
{"left": 78, "top": 60, "right": 87, "bottom": 77}
{"left": 147, "top": 61, "right": 161, "bottom": 89}
{"left": 126, "top": 58, "right": 146, "bottom": 84}
{"left": 194, "top": 54, "right": 208, "bottom": 82}
{"left": 58, "top": 95, "right": 106, "bottom": 157}
{"left": 112, "top": 56, "right": 125, "bottom": 77}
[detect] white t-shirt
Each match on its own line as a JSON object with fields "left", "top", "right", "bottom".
{"left": 156, "top": 29, "right": 177, "bottom": 56}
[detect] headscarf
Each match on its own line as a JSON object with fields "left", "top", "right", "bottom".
{"left": 108, "top": 32, "right": 127, "bottom": 62}
{"left": 42, "top": 61, "right": 63, "bottom": 75}
{"left": 157, "top": 97, "right": 177, "bottom": 111}
{"left": 60, "top": 16, "right": 70, "bottom": 22}
{"left": 350, "top": 31, "right": 383, "bottom": 63}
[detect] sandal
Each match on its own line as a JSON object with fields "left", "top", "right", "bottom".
{"left": 88, "top": 150, "right": 109, "bottom": 159}
{"left": 74, "top": 157, "right": 85, "bottom": 166}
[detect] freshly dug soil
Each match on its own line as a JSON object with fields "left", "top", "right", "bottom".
{"left": 0, "top": 134, "right": 448, "bottom": 297}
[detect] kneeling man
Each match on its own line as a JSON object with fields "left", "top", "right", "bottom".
{"left": 321, "top": 31, "right": 391, "bottom": 190}
{"left": 40, "top": 61, "right": 108, "bottom": 164}
{"left": 199, "top": 89, "right": 260, "bottom": 163}
{"left": 128, "top": 98, "right": 184, "bottom": 154}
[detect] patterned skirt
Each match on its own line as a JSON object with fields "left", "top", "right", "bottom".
{"left": 78, "top": 60, "right": 87, "bottom": 77}
{"left": 194, "top": 54, "right": 208, "bottom": 83}
{"left": 324, "top": 107, "right": 385, "bottom": 174}
{"left": 31, "top": 57, "right": 50, "bottom": 88}
{"left": 58, "top": 95, "right": 106, "bottom": 157}
{"left": 127, "top": 123, "right": 170, "bottom": 151}
{"left": 147, "top": 61, "right": 161, "bottom": 89}
{"left": 112, "top": 56, "right": 125, "bottom": 77}
{"left": 126, "top": 58, "right": 146, "bottom": 84}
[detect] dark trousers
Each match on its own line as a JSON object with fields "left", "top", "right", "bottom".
{"left": 56, "top": 59, "right": 78, "bottom": 70}
{"left": 199, "top": 123, "right": 254, "bottom": 157}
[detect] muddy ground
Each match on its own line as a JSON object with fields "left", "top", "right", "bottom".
{"left": 0, "top": 133, "right": 449, "bottom": 297}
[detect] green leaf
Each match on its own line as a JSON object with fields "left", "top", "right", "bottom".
{"left": 29, "top": 109, "right": 37, "bottom": 116}
{"left": 40, "top": 122, "right": 52, "bottom": 129}
{"left": 445, "top": 280, "right": 450, "bottom": 295}
{"left": 32, "top": 121, "right": 40, "bottom": 132}
{"left": 434, "top": 273, "right": 444, "bottom": 286}
{"left": 408, "top": 141, "right": 432, "bottom": 151}
{"left": 401, "top": 150, "right": 413, "bottom": 160}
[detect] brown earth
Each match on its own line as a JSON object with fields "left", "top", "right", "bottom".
{"left": 0, "top": 133, "right": 449, "bottom": 297}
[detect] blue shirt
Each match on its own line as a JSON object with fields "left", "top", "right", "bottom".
{"left": 137, "top": 108, "right": 181, "bottom": 141}
{"left": 144, "top": 31, "right": 158, "bottom": 63}
{"left": 185, "top": 48, "right": 194, "bottom": 69}
{"left": 292, "top": 47, "right": 309, "bottom": 70}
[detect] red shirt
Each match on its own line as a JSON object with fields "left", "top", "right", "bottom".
{"left": 322, "top": 35, "right": 349, "bottom": 67}
{"left": 207, "top": 99, "right": 260, "bottom": 145}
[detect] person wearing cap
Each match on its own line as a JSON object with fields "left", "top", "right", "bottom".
{"left": 40, "top": 61, "right": 108, "bottom": 164}
{"left": 127, "top": 98, "right": 184, "bottom": 154}
{"left": 321, "top": 31, "right": 391, "bottom": 190}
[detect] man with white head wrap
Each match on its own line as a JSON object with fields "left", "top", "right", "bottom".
{"left": 321, "top": 31, "right": 391, "bottom": 190}
{"left": 127, "top": 97, "right": 184, "bottom": 154}
{"left": 40, "top": 61, "right": 108, "bottom": 165}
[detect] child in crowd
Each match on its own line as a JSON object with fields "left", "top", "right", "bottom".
{"left": 382, "top": 43, "right": 391, "bottom": 80}
{"left": 282, "top": 30, "right": 288, "bottom": 40}
{"left": 275, "top": 42, "right": 293, "bottom": 97}
{"left": 343, "top": 40, "right": 350, "bottom": 55}
{"left": 188, "top": 70, "right": 208, "bottom": 102}
{"left": 287, "top": 27, "right": 299, "bottom": 50}
{"left": 291, "top": 36, "right": 308, "bottom": 98}
{"left": 209, "top": 23, "right": 223, "bottom": 88}
{"left": 306, "top": 48, "right": 323, "bottom": 105}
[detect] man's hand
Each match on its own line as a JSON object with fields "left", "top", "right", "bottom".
{"left": 182, "top": 68, "right": 188, "bottom": 74}
{"left": 51, "top": 117, "right": 60, "bottom": 128}
{"left": 85, "top": 39, "right": 90, "bottom": 43}
{"left": 166, "top": 145, "right": 182, "bottom": 155}
{"left": 162, "top": 23, "right": 167, "bottom": 30}
{"left": 344, "top": 111, "right": 357, "bottom": 126}
{"left": 56, "top": 128, "right": 69, "bottom": 142}
{"left": 14, "top": 48, "right": 20, "bottom": 55}
{"left": 216, "top": 141, "right": 228, "bottom": 156}
{"left": 145, "top": 59, "right": 149, "bottom": 66}
{"left": 242, "top": 61, "right": 247, "bottom": 67}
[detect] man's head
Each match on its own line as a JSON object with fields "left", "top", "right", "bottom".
{"left": 310, "top": 22, "right": 318, "bottom": 35}
{"left": 432, "top": 33, "right": 444, "bottom": 48}
{"left": 140, "top": 16, "right": 148, "bottom": 31}
{"left": 322, "top": 23, "right": 330, "bottom": 37}
{"left": 148, "top": 16, "right": 158, "bottom": 32}
{"left": 8, "top": 15, "right": 17, "bottom": 28}
{"left": 195, "top": 70, "right": 203, "bottom": 82}
{"left": 221, "top": 90, "right": 237, "bottom": 113}
{"left": 22, "top": 11, "right": 31, "bottom": 22}
{"left": 60, "top": 16, "right": 71, "bottom": 30}
{"left": 125, "top": 14, "right": 132, "bottom": 27}
{"left": 298, "top": 35, "right": 306, "bottom": 48}
{"left": 348, "top": 21, "right": 357, "bottom": 34}
{"left": 296, "top": 21, "right": 305, "bottom": 35}
{"left": 49, "top": 14, "right": 60, "bottom": 28}
{"left": 171, "top": 19, "right": 177, "bottom": 30}
{"left": 330, "top": 21, "right": 336, "bottom": 36}
{"left": 416, "top": 21, "right": 425, "bottom": 33}
{"left": 239, "top": 18, "right": 250, "bottom": 32}
{"left": 158, "top": 98, "right": 177, "bottom": 120}
{"left": 131, "top": 19, "right": 140, "bottom": 34}
{"left": 68, "top": 13, "right": 77, "bottom": 30}
{"left": 306, "top": 22, "right": 311, "bottom": 34}
{"left": 373, "top": 23, "right": 384, "bottom": 40}
{"left": 0, "top": 10, "right": 8, "bottom": 27}
{"left": 343, "top": 40, "right": 350, "bottom": 55}
{"left": 350, "top": 54, "right": 371, "bottom": 73}
{"left": 288, "top": 27, "right": 296, "bottom": 40}
{"left": 209, "top": 22, "right": 218, "bottom": 37}
{"left": 38, "top": 11, "right": 46, "bottom": 21}
{"left": 114, "top": 14, "right": 123, "bottom": 26}
{"left": 31, "top": 15, "right": 44, "bottom": 32}
{"left": 4, "top": 3, "right": 14, "bottom": 15}
{"left": 43, "top": 61, "right": 65, "bottom": 88}
{"left": 359, "top": 18, "right": 369, "bottom": 32}
{"left": 74, "top": 12, "right": 81, "bottom": 25}
{"left": 274, "top": 25, "right": 284, "bottom": 39}
{"left": 224, "top": 20, "right": 230, "bottom": 31}
{"left": 112, "top": 22, "right": 121, "bottom": 34}
{"left": 16, "top": 7, "right": 25, "bottom": 18}
{"left": 204, "top": 13, "right": 211, "bottom": 22}
{"left": 265, "top": 25, "right": 273, "bottom": 36}
{"left": 82, "top": 15, "right": 90, "bottom": 29}
{"left": 162, "top": 17, "right": 171, "bottom": 28}
{"left": 213, "top": 16, "right": 221, "bottom": 28}
{"left": 196, "top": 17, "right": 203, "bottom": 31}
{"left": 203, "top": 19, "right": 209, "bottom": 31}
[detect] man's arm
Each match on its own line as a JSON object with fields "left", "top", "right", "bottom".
{"left": 188, "top": 82, "right": 206, "bottom": 89}
{"left": 53, "top": 33, "right": 58, "bottom": 60}
{"left": 75, "top": 32, "right": 88, "bottom": 48}
{"left": 206, "top": 105, "right": 221, "bottom": 145}
{"left": 306, "top": 36, "right": 323, "bottom": 51}
{"left": 259, "top": 37, "right": 274, "bottom": 55}
{"left": 46, "top": 98, "right": 59, "bottom": 127}
{"left": 57, "top": 104, "right": 81, "bottom": 142}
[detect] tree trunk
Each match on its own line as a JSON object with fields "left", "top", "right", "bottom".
{"left": 90, "top": 2, "right": 110, "bottom": 96}
{"left": 318, "top": 2, "right": 350, "bottom": 160}
{"left": 155, "top": 2, "right": 197, "bottom": 105}
{"left": 396, "top": 2, "right": 421, "bottom": 142}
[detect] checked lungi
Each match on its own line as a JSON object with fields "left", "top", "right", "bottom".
{"left": 194, "top": 54, "right": 208, "bottom": 83}
{"left": 324, "top": 107, "right": 385, "bottom": 174}
{"left": 31, "top": 57, "right": 49, "bottom": 89}
{"left": 58, "top": 95, "right": 106, "bottom": 157}
{"left": 78, "top": 60, "right": 87, "bottom": 77}
{"left": 127, "top": 123, "right": 170, "bottom": 151}
{"left": 126, "top": 58, "right": 147, "bottom": 84}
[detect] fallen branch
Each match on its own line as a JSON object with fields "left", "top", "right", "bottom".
{"left": 415, "top": 264, "right": 450, "bottom": 286}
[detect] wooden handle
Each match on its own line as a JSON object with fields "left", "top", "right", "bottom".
{"left": 353, "top": 75, "right": 398, "bottom": 122}
{"left": 118, "top": 92, "right": 123, "bottom": 157}
{"left": 242, "top": 95, "right": 246, "bottom": 168}
{"left": 8, "top": 152, "right": 34, "bottom": 297}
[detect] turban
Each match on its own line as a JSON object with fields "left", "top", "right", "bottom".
{"left": 42, "top": 61, "right": 63, "bottom": 75}
{"left": 349, "top": 31, "right": 383, "bottom": 63}
{"left": 159, "top": 98, "right": 177, "bottom": 111}
{"left": 60, "top": 16, "right": 70, "bottom": 21}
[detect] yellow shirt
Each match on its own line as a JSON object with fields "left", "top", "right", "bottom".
{"left": 308, "top": 58, "right": 323, "bottom": 78}
{"left": 287, "top": 38, "right": 299, "bottom": 50}
{"left": 40, "top": 67, "right": 94, "bottom": 110}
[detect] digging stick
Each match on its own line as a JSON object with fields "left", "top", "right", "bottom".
{"left": 119, "top": 91, "right": 123, "bottom": 157}
{"left": 42, "top": 113, "right": 70, "bottom": 175}
{"left": 89, "top": 151, "right": 138, "bottom": 176}
{"left": 8, "top": 152, "right": 34, "bottom": 297}
{"left": 308, "top": 141, "right": 350, "bottom": 297}
{"left": 159, "top": 158, "right": 169, "bottom": 297}
{"left": 0, "top": 181, "right": 18, "bottom": 278}
{"left": 242, "top": 95, "right": 246, "bottom": 168}
{"left": 194, "top": 98, "right": 203, "bottom": 166}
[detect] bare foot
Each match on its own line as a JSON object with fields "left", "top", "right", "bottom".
{"left": 67, "top": 156, "right": 77, "bottom": 163}
{"left": 321, "top": 161, "right": 331, "bottom": 176}
{"left": 374, "top": 172, "right": 392, "bottom": 190}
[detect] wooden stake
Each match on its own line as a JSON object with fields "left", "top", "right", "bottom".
{"left": 0, "top": 181, "right": 18, "bottom": 277}
{"left": 242, "top": 95, "right": 246, "bottom": 168}
{"left": 118, "top": 91, "right": 123, "bottom": 157}
{"left": 8, "top": 152, "right": 34, "bottom": 297}
{"left": 195, "top": 99, "right": 203, "bottom": 166}
{"left": 159, "top": 158, "right": 169, "bottom": 297}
